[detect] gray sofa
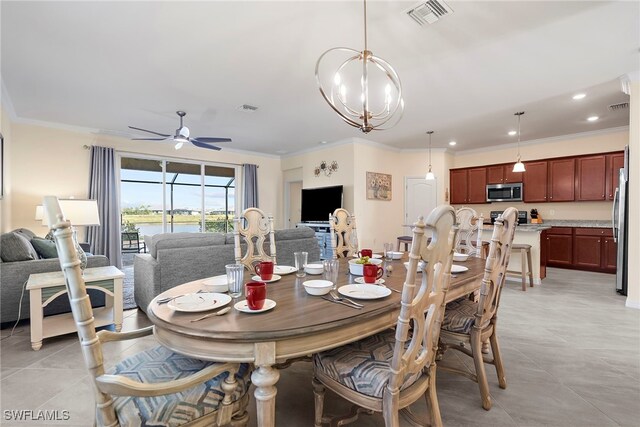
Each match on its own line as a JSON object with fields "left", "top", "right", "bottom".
{"left": 0, "top": 228, "right": 110, "bottom": 325}
{"left": 134, "top": 227, "right": 320, "bottom": 312}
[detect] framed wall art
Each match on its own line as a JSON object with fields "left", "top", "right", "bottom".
{"left": 366, "top": 171, "right": 392, "bottom": 201}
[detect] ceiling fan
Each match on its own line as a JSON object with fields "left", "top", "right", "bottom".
{"left": 128, "top": 111, "right": 231, "bottom": 151}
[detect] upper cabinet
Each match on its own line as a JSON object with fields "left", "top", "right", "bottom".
{"left": 486, "top": 164, "right": 524, "bottom": 184}
{"left": 576, "top": 155, "right": 606, "bottom": 201}
{"left": 450, "top": 167, "right": 487, "bottom": 204}
{"left": 606, "top": 152, "right": 625, "bottom": 201}
{"left": 548, "top": 158, "right": 575, "bottom": 202}
{"left": 523, "top": 161, "right": 548, "bottom": 202}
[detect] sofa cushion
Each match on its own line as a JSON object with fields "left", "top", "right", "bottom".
{"left": 274, "top": 227, "right": 315, "bottom": 241}
{"left": 0, "top": 232, "right": 39, "bottom": 262}
{"left": 146, "top": 233, "right": 226, "bottom": 258}
{"left": 31, "top": 237, "right": 59, "bottom": 259}
{"left": 13, "top": 228, "right": 37, "bottom": 241}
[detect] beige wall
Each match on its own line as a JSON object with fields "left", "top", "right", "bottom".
{"left": 450, "top": 129, "right": 628, "bottom": 220}
{"left": 6, "top": 121, "right": 284, "bottom": 236}
{"left": 625, "top": 80, "right": 639, "bottom": 309}
{"left": 0, "top": 108, "right": 13, "bottom": 232}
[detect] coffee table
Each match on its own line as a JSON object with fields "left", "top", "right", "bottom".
{"left": 26, "top": 265, "right": 124, "bottom": 350}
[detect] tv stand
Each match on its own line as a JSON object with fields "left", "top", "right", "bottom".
{"left": 297, "top": 222, "right": 332, "bottom": 260}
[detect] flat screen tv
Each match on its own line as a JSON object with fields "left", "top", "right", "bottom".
{"left": 301, "top": 185, "right": 343, "bottom": 223}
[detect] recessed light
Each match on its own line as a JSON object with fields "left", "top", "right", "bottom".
{"left": 448, "top": 141, "right": 457, "bottom": 146}
{"left": 320, "top": 141, "right": 327, "bottom": 144}
{"left": 587, "top": 116, "right": 599, "bottom": 122}
{"left": 508, "top": 130, "right": 517, "bottom": 136}
{"left": 573, "top": 93, "right": 586, "bottom": 100}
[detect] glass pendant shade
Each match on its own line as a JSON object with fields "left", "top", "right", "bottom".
{"left": 513, "top": 111, "right": 526, "bottom": 172}
{"left": 425, "top": 130, "right": 435, "bottom": 180}
{"left": 513, "top": 159, "right": 526, "bottom": 173}
{"left": 425, "top": 169, "right": 436, "bottom": 180}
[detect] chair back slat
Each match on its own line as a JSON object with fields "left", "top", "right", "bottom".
{"left": 475, "top": 207, "right": 518, "bottom": 328}
{"left": 43, "top": 196, "right": 118, "bottom": 426}
{"left": 329, "top": 208, "right": 357, "bottom": 259}
{"left": 233, "top": 208, "right": 276, "bottom": 273}
{"left": 388, "top": 205, "right": 457, "bottom": 395}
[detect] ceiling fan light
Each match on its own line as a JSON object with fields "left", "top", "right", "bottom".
{"left": 513, "top": 160, "right": 526, "bottom": 173}
{"left": 174, "top": 140, "right": 184, "bottom": 150}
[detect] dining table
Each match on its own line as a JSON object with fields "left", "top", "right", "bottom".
{"left": 146, "top": 255, "right": 487, "bottom": 427}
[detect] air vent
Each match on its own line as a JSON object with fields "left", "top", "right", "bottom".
{"left": 405, "top": 0, "right": 453, "bottom": 26}
{"left": 237, "top": 104, "right": 258, "bottom": 112}
{"left": 608, "top": 102, "right": 629, "bottom": 111}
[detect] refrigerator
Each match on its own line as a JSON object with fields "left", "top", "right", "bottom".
{"left": 613, "top": 145, "right": 629, "bottom": 295}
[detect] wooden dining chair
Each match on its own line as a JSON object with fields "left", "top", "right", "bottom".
{"left": 313, "top": 205, "right": 458, "bottom": 427}
{"left": 329, "top": 208, "right": 358, "bottom": 258}
{"left": 42, "top": 196, "right": 252, "bottom": 427}
{"left": 455, "top": 207, "right": 484, "bottom": 258}
{"left": 439, "top": 207, "right": 518, "bottom": 411}
{"left": 233, "top": 207, "right": 276, "bottom": 274}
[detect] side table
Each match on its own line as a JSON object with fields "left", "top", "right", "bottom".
{"left": 26, "top": 265, "right": 124, "bottom": 350}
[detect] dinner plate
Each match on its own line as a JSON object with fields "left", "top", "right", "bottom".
{"left": 451, "top": 265, "right": 469, "bottom": 273}
{"left": 167, "top": 293, "right": 231, "bottom": 313}
{"left": 251, "top": 274, "right": 282, "bottom": 283}
{"left": 354, "top": 277, "right": 386, "bottom": 285}
{"left": 234, "top": 299, "right": 276, "bottom": 313}
{"left": 274, "top": 265, "right": 296, "bottom": 275}
{"left": 338, "top": 284, "right": 391, "bottom": 300}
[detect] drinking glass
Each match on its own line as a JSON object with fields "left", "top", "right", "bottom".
{"left": 384, "top": 242, "right": 394, "bottom": 261}
{"left": 323, "top": 259, "right": 340, "bottom": 287}
{"left": 294, "top": 251, "right": 308, "bottom": 278}
{"left": 226, "top": 264, "right": 245, "bottom": 298}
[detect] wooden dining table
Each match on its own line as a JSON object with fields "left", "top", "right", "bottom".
{"left": 146, "top": 255, "right": 486, "bottom": 427}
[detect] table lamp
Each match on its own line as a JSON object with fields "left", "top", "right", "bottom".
{"left": 36, "top": 199, "right": 101, "bottom": 272}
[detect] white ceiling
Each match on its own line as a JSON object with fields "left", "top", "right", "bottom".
{"left": 2, "top": 1, "right": 638, "bottom": 155}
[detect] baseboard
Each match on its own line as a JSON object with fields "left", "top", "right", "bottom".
{"left": 625, "top": 298, "right": 640, "bottom": 310}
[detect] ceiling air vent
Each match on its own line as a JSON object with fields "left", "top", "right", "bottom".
{"left": 608, "top": 102, "right": 629, "bottom": 111}
{"left": 405, "top": 0, "right": 453, "bottom": 26}
{"left": 237, "top": 104, "right": 258, "bottom": 113}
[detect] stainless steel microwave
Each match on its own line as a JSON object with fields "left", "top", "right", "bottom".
{"left": 486, "top": 183, "right": 523, "bottom": 202}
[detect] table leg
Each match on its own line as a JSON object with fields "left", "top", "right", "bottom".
{"left": 252, "top": 342, "right": 280, "bottom": 427}
{"left": 113, "top": 278, "right": 123, "bottom": 332}
{"left": 29, "top": 288, "right": 43, "bottom": 351}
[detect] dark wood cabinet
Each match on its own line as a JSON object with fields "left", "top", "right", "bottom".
{"left": 576, "top": 155, "right": 606, "bottom": 201}
{"left": 486, "top": 164, "right": 523, "bottom": 184}
{"left": 540, "top": 230, "right": 548, "bottom": 280}
{"left": 548, "top": 158, "right": 575, "bottom": 201}
{"left": 545, "top": 227, "right": 616, "bottom": 273}
{"left": 603, "top": 235, "right": 617, "bottom": 271}
{"left": 523, "top": 161, "right": 548, "bottom": 202}
{"left": 545, "top": 227, "right": 573, "bottom": 267}
{"left": 606, "top": 152, "right": 625, "bottom": 200}
{"left": 450, "top": 167, "right": 486, "bottom": 204}
{"left": 574, "top": 229, "right": 602, "bottom": 269}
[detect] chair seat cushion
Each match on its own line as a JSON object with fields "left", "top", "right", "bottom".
{"left": 442, "top": 298, "right": 478, "bottom": 334}
{"left": 110, "top": 346, "right": 250, "bottom": 427}
{"left": 313, "top": 329, "right": 421, "bottom": 398}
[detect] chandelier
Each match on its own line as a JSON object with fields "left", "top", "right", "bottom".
{"left": 315, "top": 0, "right": 404, "bottom": 133}
{"left": 512, "top": 111, "right": 526, "bottom": 172}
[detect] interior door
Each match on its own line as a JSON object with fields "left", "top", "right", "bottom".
{"left": 405, "top": 177, "right": 437, "bottom": 229}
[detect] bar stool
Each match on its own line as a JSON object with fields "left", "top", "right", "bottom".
{"left": 397, "top": 235, "right": 412, "bottom": 251}
{"left": 506, "top": 243, "right": 534, "bottom": 291}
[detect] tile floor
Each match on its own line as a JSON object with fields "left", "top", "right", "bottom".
{"left": 1, "top": 268, "right": 638, "bottom": 426}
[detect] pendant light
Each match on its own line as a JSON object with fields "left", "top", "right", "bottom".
{"left": 315, "top": 0, "right": 404, "bottom": 133}
{"left": 512, "top": 111, "right": 526, "bottom": 173}
{"left": 425, "top": 131, "right": 435, "bottom": 180}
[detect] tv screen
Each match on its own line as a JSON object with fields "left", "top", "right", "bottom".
{"left": 301, "top": 185, "right": 343, "bottom": 222}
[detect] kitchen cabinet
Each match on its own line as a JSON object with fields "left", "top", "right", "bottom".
{"left": 574, "top": 228, "right": 603, "bottom": 269}
{"left": 545, "top": 227, "right": 573, "bottom": 267}
{"left": 523, "top": 161, "right": 548, "bottom": 202}
{"left": 486, "top": 164, "right": 524, "bottom": 184}
{"left": 450, "top": 167, "right": 487, "bottom": 204}
{"left": 576, "top": 155, "right": 606, "bottom": 201}
{"left": 540, "top": 230, "right": 548, "bottom": 280}
{"left": 548, "top": 158, "right": 575, "bottom": 201}
{"left": 606, "top": 152, "right": 625, "bottom": 200}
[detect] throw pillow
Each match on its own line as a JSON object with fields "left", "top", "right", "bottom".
{"left": 0, "top": 232, "right": 39, "bottom": 262}
{"left": 31, "top": 237, "right": 59, "bottom": 259}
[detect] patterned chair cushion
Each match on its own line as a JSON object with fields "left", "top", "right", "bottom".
{"left": 441, "top": 298, "right": 478, "bottom": 334}
{"left": 110, "top": 346, "right": 250, "bottom": 427}
{"left": 313, "top": 329, "right": 422, "bottom": 398}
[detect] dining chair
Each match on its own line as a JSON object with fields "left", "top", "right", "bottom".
{"left": 455, "top": 207, "right": 484, "bottom": 258}
{"left": 329, "top": 208, "right": 358, "bottom": 258}
{"left": 42, "top": 196, "right": 252, "bottom": 427}
{"left": 439, "top": 207, "right": 518, "bottom": 411}
{"left": 233, "top": 207, "right": 276, "bottom": 274}
{"left": 313, "top": 205, "right": 458, "bottom": 427}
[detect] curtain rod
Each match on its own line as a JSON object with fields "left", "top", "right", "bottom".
{"left": 82, "top": 145, "right": 258, "bottom": 168}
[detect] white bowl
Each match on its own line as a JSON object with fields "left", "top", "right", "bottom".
{"left": 304, "top": 263, "right": 324, "bottom": 275}
{"left": 453, "top": 252, "right": 469, "bottom": 262}
{"left": 404, "top": 260, "right": 427, "bottom": 273}
{"left": 201, "top": 275, "right": 229, "bottom": 293}
{"left": 303, "top": 280, "right": 334, "bottom": 296}
{"left": 348, "top": 258, "right": 383, "bottom": 276}
{"left": 388, "top": 251, "right": 404, "bottom": 260}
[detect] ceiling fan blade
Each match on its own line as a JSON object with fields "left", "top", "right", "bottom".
{"left": 191, "top": 140, "right": 222, "bottom": 151}
{"left": 191, "top": 137, "right": 232, "bottom": 144}
{"left": 128, "top": 126, "right": 171, "bottom": 137}
{"left": 132, "top": 137, "right": 168, "bottom": 141}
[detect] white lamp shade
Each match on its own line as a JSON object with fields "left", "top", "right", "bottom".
{"left": 512, "top": 161, "right": 526, "bottom": 173}
{"left": 40, "top": 199, "right": 100, "bottom": 227}
{"left": 425, "top": 171, "right": 436, "bottom": 180}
